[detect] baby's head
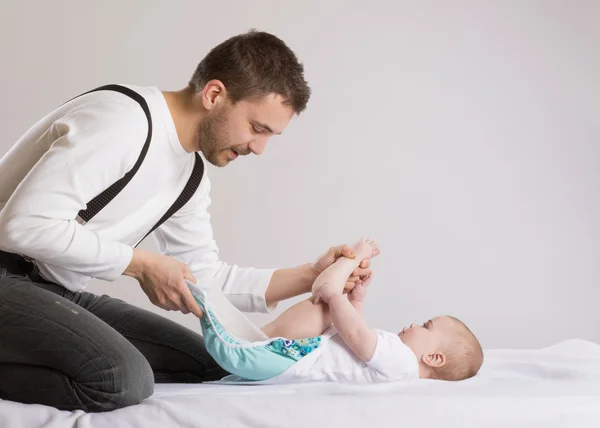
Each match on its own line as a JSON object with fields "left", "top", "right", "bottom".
{"left": 399, "top": 315, "right": 483, "bottom": 381}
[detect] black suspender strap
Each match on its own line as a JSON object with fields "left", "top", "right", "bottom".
{"left": 67, "top": 84, "right": 204, "bottom": 245}
{"left": 136, "top": 152, "right": 203, "bottom": 247}
{"left": 75, "top": 84, "right": 153, "bottom": 224}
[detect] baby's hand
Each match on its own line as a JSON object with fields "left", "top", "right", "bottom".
{"left": 348, "top": 272, "right": 372, "bottom": 303}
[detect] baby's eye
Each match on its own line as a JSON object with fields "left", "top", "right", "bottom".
{"left": 423, "top": 322, "right": 428, "bottom": 329}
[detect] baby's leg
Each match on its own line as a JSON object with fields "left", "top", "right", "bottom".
{"left": 261, "top": 298, "right": 332, "bottom": 339}
{"left": 312, "top": 238, "right": 379, "bottom": 304}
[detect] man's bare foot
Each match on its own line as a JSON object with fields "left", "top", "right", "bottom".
{"left": 312, "top": 238, "right": 379, "bottom": 303}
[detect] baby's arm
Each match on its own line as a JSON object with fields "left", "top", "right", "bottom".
{"left": 312, "top": 238, "right": 379, "bottom": 362}
{"left": 329, "top": 293, "right": 378, "bottom": 361}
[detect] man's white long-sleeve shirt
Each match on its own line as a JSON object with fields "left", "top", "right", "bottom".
{"left": 0, "top": 85, "right": 275, "bottom": 313}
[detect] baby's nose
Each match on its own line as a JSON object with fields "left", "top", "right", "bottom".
{"left": 410, "top": 323, "right": 417, "bottom": 328}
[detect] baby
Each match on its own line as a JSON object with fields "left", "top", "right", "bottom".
{"left": 259, "top": 237, "right": 484, "bottom": 383}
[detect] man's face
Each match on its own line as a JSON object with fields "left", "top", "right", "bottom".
{"left": 198, "top": 93, "right": 295, "bottom": 167}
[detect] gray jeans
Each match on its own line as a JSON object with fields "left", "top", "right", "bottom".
{"left": 0, "top": 268, "right": 227, "bottom": 412}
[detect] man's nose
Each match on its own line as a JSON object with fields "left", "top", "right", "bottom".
{"left": 249, "top": 138, "right": 268, "bottom": 155}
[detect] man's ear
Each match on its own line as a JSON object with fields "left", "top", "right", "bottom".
{"left": 422, "top": 351, "right": 447, "bottom": 368}
{"left": 201, "top": 79, "right": 227, "bottom": 111}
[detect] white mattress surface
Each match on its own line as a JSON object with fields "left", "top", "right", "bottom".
{"left": 1, "top": 339, "right": 600, "bottom": 428}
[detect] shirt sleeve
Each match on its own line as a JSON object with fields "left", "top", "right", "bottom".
{"left": 152, "top": 168, "right": 278, "bottom": 313}
{"left": 0, "top": 99, "right": 147, "bottom": 281}
{"left": 366, "top": 330, "right": 420, "bottom": 381}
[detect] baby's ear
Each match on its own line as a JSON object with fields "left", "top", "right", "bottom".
{"left": 422, "top": 351, "right": 447, "bottom": 368}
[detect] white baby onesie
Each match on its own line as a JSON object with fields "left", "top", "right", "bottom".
{"left": 265, "top": 328, "right": 420, "bottom": 384}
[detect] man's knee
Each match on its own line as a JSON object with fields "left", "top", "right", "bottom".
{"left": 79, "top": 347, "right": 154, "bottom": 412}
{"left": 112, "top": 350, "right": 154, "bottom": 408}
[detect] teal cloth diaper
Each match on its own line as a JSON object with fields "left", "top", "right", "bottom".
{"left": 190, "top": 285, "right": 321, "bottom": 381}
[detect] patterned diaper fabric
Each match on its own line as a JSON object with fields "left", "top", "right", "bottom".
{"left": 264, "top": 337, "right": 322, "bottom": 360}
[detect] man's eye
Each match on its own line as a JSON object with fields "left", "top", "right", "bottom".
{"left": 252, "top": 125, "right": 261, "bottom": 133}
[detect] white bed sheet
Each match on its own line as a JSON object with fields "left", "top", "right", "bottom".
{"left": 1, "top": 339, "right": 600, "bottom": 428}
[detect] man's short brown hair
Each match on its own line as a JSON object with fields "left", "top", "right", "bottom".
{"left": 190, "top": 30, "right": 311, "bottom": 113}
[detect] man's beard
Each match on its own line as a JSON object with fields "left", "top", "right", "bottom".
{"left": 198, "top": 108, "right": 231, "bottom": 167}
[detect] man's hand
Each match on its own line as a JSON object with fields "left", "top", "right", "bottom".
{"left": 311, "top": 244, "right": 372, "bottom": 293}
{"left": 123, "top": 248, "right": 204, "bottom": 318}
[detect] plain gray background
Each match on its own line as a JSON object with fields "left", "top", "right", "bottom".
{"left": 1, "top": 1, "right": 598, "bottom": 349}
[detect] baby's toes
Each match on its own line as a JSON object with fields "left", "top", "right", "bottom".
{"left": 371, "top": 245, "right": 381, "bottom": 257}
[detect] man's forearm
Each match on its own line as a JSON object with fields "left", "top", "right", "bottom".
{"left": 123, "top": 247, "right": 149, "bottom": 280}
{"left": 329, "top": 294, "right": 377, "bottom": 362}
{"left": 264, "top": 263, "right": 317, "bottom": 307}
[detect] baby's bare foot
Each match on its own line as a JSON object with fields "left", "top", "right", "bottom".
{"left": 312, "top": 237, "right": 380, "bottom": 304}
{"left": 351, "top": 237, "right": 380, "bottom": 261}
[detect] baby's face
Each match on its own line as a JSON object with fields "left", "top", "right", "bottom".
{"left": 399, "top": 315, "right": 456, "bottom": 357}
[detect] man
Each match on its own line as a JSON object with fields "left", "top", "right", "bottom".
{"left": 0, "top": 30, "right": 371, "bottom": 412}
